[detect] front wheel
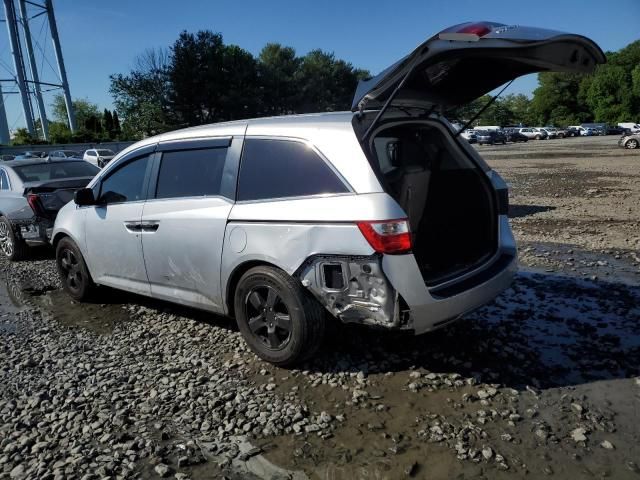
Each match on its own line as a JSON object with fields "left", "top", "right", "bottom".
{"left": 625, "top": 139, "right": 639, "bottom": 149}
{"left": 535, "top": 135, "right": 541, "bottom": 140}
{"left": 0, "top": 216, "right": 28, "bottom": 261}
{"left": 234, "top": 266, "right": 326, "bottom": 366}
{"left": 56, "top": 237, "right": 96, "bottom": 301}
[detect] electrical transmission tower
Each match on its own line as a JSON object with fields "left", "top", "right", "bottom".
{"left": 0, "top": 0, "right": 75, "bottom": 144}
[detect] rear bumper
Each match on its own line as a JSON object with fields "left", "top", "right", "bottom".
{"left": 382, "top": 215, "right": 517, "bottom": 335}
{"left": 16, "top": 219, "right": 53, "bottom": 246}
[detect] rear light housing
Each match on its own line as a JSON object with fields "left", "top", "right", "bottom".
{"left": 27, "top": 194, "right": 47, "bottom": 217}
{"left": 357, "top": 219, "right": 412, "bottom": 255}
{"left": 439, "top": 22, "right": 495, "bottom": 41}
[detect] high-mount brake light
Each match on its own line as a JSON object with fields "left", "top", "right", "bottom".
{"left": 439, "top": 22, "right": 493, "bottom": 42}
{"left": 357, "top": 219, "right": 412, "bottom": 255}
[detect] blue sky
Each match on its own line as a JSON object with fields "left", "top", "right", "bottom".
{"left": 2, "top": 0, "right": 639, "bottom": 130}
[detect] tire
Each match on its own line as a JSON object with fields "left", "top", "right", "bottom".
{"left": 56, "top": 237, "right": 96, "bottom": 301}
{"left": 625, "top": 139, "right": 639, "bottom": 149}
{"left": 0, "top": 216, "right": 28, "bottom": 261}
{"left": 558, "top": 133, "right": 565, "bottom": 138}
{"left": 234, "top": 266, "right": 326, "bottom": 366}
{"left": 535, "top": 135, "right": 541, "bottom": 140}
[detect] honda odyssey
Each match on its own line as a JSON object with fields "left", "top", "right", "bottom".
{"left": 52, "top": 22, "right": 604, "bottom": 365}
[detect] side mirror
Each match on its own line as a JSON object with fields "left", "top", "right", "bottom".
{"left": 74, "top": 187, "right": 95, "bottom": 206}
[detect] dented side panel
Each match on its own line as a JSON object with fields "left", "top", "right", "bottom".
{"left": 297, "top": 255, "right": 404, "bottom": 328}
{"left": 220, "top": 222, "right": 375, "bottom": 315}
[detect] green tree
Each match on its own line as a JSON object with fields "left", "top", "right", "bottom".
{"left": 103, "top": 109, "right": 114, "bottom": 137}
{"left": 11, "top": 127, "right": 35, "bottom": 145}
{"left": 258, "top": 43, "right": 301, "bottom": 115}
{"left": 48, "top": 121, "right": 71, "bottom": 143}
{"left": 530, "top": 72, "right": 590, "bottom": 126}
{"left": 295, "top": 50, "right": 367, "bottom": 113}
{"left": 112, "top": 111, "right": 121, "bottom": 137}
{"left": 110, "top": 48, "right": 175, "bottom": 138}
{"left": 51, "top": 94, "right": 101, "bottom": 130}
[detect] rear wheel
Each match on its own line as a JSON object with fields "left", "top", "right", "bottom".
{"left": 0, "top": 216, "right": 28, "bottom": 261}
{"left": 234, "top": 266, "right": 325, "bottom": 366}
{"left": 535, "top": 135, "right": 542, "bottom": 140}
{"left": 625, "top": 139, "right": 639, "bottom": 149}
{"left": 56, "top": 237, "right": 96, "bottom": 301}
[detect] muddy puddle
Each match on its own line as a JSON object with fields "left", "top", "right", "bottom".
{"left": 32, "top": 289, "right": 132, "bottom": 334}
{"left": 0, "top": 272, "right": 131, "bottom": 334}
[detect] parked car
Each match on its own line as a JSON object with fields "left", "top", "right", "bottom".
{"left": 24, "top": 151, "right": 47, "bottom": 158}
{"left": 0, "top": 154, "right": 15, "bottom": 161}
{"left": 13, "top": 153, "right": 41, "bottom": 160}
{"left": 460, "top": 129, "right": 478, "bottom": 143}
{"left": 619, "top": 133, "right": 640, "bottom": 149}
{"left": 539, "top": 127, "right": 558, "bottom": 139}
{"left": 0, "top": 158, "right": 99, "bottom": 260}
{"left": 618, "top": 122, "right": 640, "bottom": 133}
{"left": 504, "top": 130, "right": 528, "bottom": 142}
{"left": 52, "top": 21, "right": 603, "bottom": 365}
{"left": 83, "top": 148, "right": 116, "bottom": 168}
{"left": 606, "top": 125, "right": 627, "bottom": 135}
{"left": 48, "top": 150, "right": 83, "bottom": 160}
{"left": 565, "top": 127, "right": 581, "bottom": 137}
{"left": 581, "top": 127, "right": 595, "bottom": 136}
{"left": 517, "top": 128, "right": 538, "bottom": 140}
{"left": 476, "top": 130, "right": 506, "bottom": 145}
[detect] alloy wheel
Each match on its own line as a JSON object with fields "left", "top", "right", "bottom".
{"left": 59, "top": 248, "right": 84, "bottom": 294}
{"left": 244, "top": 286, "right": 292, "bottom": 350}
{"left": 626, "top": 139, "right": 639, "bottom": 149}
{"left": 0, "top": 222, "right": 14, "bottom": 257}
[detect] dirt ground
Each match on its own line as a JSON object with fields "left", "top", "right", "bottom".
{"left": 1, "top": 135, "right": 639, "bottom": 480}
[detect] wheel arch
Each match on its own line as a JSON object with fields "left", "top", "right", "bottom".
{"left": 225, "top": 260, "right": 285, "bottom": 317}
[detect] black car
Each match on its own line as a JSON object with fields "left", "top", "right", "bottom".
{"left": 565, "top": 127, "right": 581, "bottom": 137}
{"left": 476, "top": 130, "right": 506, "bottom": 145}
{"left": 606, "top": 125, "right": 628, "bottom": 135}
{"left": 505, "top": 130, "right": 529, "bottom": 142}
{"left": 0, "top": 158, "right": 99, "bottom": 260}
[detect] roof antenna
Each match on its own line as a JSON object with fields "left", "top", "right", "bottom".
{"left": 453, "top": 79, "right": 514, "bottom": 138}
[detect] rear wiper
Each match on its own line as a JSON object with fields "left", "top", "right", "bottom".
{"left": 453, "top": 79, "right": 513, "bottom": 138}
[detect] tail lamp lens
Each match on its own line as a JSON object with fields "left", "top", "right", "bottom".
{"left": 27, "top": 194, "right": 45, "bottom": 216}
{"left": 357, "top": 219, "right": 412, "bottom": 254}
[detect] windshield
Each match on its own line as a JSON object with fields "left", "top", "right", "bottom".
{"left": 96, "top": 149, "right": 115, "bottom": 156}
{"left": 14, "top": 161, "right": 100, "bottom": 182}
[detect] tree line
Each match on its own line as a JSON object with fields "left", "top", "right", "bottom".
{"left": 11, "top": 95, "right": 122, "bottom": 145}
{"left": 109, "top": 31, "right": 369, "bottom": 139}
{"left": 8, "top": 34, "right": 640, "bottom": 145}
{"left": 452, "top": 40, "right": 640, "bottom": 127}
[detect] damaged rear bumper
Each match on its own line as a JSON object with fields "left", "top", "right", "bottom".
{"left": 298, "top": 215, "right": 517, "bottom": 334}
{"left": 15, "top": 219, "right": 53, "bottom": 246}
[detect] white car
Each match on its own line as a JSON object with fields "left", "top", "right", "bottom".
{"left": 83, "top": 149, "right": 116, "bottom": 168}
{"left": 618, "top": 123, "right": 640, "bottom": 133}
{"left": 517, "top": 128, "right": 546, "bottom": 140}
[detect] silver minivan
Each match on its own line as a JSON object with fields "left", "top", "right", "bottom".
{"left": 52, "top": 22, "right": 604, "bottom": 365}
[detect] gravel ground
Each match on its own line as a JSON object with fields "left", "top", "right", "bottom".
{"left": 1, "top": 135, "right": 639, "bottom": 480}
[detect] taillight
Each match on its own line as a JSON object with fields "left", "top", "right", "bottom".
{"left": 27, "top": 194, "right": 46, "bottom": 217}
{"left": 357, "top": 219, "right": 412, "bottom": 255}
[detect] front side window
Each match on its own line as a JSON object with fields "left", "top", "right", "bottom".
{"left": 237, "top": 139, "right": 348, "bottom": 201}
{"left": 86, "top": 151, "right": 97, "bottom": 157}
{"left": 98, "top": 156, "right": 150, "bottom": 204}
{"left": 155, "top": 148, "right": 227, "bottom": 199}
{"left": 0, "top": 170, "right": 9, "bottom": 190}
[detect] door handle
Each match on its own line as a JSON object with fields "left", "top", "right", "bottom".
{"left": 140, "top": 221, "right": 159, "bottom": 233}
{"left": 124, "top": 221, "right": 142, "bottom": 233}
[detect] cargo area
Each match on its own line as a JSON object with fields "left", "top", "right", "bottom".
{"left": 371, "top": 122, "right": 497, "bottom": 285}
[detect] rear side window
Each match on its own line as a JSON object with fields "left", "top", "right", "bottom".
{"left": 155, "top": 148, "right": 227, "bottom": 199}
{"left": 237, "top": 139, "right": 348, "bottom": 201}
{"left": 99, "top": 155, "right": 150, "bottom": 204}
